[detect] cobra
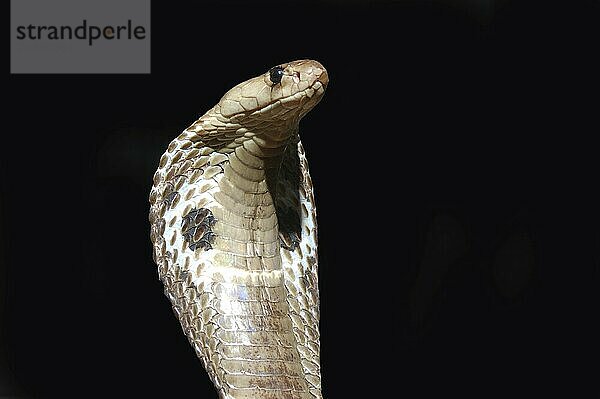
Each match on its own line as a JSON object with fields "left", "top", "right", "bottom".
{"left": 149, "top": 60, "right": 328, "bottom": 399}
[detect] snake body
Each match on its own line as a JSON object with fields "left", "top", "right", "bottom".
{"left": 149, "top": 60, "right": 328, "bottom": 399}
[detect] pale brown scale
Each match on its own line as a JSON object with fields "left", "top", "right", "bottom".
{"left": 189, "top": 170, "right": 203, "bottom": 184}
{"left": 193, "top": 225, "right": 206, "bottom": 242}
{"left": 159, "top": 154, "right": 169, "bottom": 168}
{"left": 180, "top": 141, "right": 192, "bottom": 150}
{"left": 193, "top": 156, "right": 210, "bottom": 169}
{"left": 149, "top": 60, "right": 328, "bottom": 399}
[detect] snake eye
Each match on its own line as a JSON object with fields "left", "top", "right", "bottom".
{"left": 269, "top": 66, "right": 284, "bottom": 85}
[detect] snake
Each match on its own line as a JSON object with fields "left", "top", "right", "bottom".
{"left": 149, "top": 59, "right": 328, "bottom": 399}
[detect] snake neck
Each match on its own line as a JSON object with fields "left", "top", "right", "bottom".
{"left": 209, "top": 121, "right": 298, "bottom": 270}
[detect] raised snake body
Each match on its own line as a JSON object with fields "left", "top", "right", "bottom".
{"left": 149, "top": 60, "right": 328, "bottom": 398}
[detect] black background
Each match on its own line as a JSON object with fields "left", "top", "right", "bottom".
{"left": 2, "top": 0, "right": 599, "bottom": 397}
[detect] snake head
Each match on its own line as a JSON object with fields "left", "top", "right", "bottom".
{"left": 217, "top": 59, "right": 328, "bottom": 127}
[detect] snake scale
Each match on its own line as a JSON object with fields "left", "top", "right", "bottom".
{"left": 149, "top": 60, "right": 328, "bottom": 399}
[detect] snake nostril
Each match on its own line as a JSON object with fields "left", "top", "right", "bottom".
{"left": 292, "top": 71, "right": 301, "bottom": 83}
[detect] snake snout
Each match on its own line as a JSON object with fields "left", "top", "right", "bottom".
{"left": 310, "top": 60, "right": 328, "bottom": 88}
{"left": 286, "top": 59, "right": 328, "bottom": 89}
